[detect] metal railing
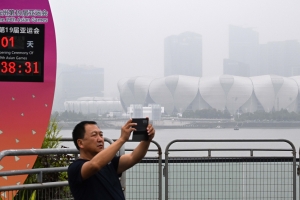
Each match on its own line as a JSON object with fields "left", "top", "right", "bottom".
{"left": 0, "top": 138, "right": 299, "bottom": 200}
{"left": 0, "top": 137, "right": 114, "bottom": 200}
{"left": 51, "top": 138, "right": 164, "bottom": 199}
{"left": 0, "top": 138, "right": 162, "bottom": 200}
{"left": 298, "top": 148, "right": 300, "bottom": 200}
{"left": 122, "top": 140, "right": 163, "bottom": 200}
{"left": 164, "top": 139, "right": 297, "bottom": 200}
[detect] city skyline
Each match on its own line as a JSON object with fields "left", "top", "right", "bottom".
{"left": 49, "top": 0, "right": 300, "bottom": 97}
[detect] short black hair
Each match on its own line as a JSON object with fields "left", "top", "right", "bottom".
{"left": 72, "top": 121, "right": 97, "bottom": 150}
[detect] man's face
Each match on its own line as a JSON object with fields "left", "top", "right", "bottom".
{"left": 81, "top": 124, "right": 104, "bottom": 155}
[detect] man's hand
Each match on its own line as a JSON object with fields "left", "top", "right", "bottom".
{"left": 117, "top": 118, "right": 156, "bottom": 174}
{"left": 147, "top": 123, "right": 155, "bottom": 141}
{"left": 120, "top": 119, "right": 136, "bottom": 142}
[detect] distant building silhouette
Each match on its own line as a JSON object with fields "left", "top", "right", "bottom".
{"left": 52, "top": 64, "right": 104, "bottom": 112}
{"left": 225, "top": 25, "right": 300, "bottom": 77}
{"left": 64, "top": 97, "right": 122, "bottom": 115}
{"left": 259, "top": 40, "right": 300, "bottom": 76}
{"left": 227, "top": 25, "right": 259, "bottom": 76}
{"left": 164, "top": 32, "right": 202, "bottom": 77}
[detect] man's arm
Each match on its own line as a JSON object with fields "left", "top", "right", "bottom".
{"left": 81, "top": 120, "right": 134, "bottom": 180}
{"left": 117, "top": 124, "right": 155, "bottom": 174}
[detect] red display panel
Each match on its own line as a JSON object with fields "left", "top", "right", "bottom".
{"left": 0, "top": 1, "right": 56, "bottom": 198}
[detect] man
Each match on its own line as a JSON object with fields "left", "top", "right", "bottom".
{"left": 68, "top": 119, "right": 155, "bottom": 200}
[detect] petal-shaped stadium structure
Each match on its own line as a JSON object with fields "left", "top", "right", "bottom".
{"left": 116, "top": 75, "right": 300, "bottom": 115}
{"left": 224, "top": 75, "right": 253, "bottom": 115}
{"left": 117, "top": 76, "right": 155, "bottom": 111}
{"left": 148, "top": 77, "right": 175, "bottom": 114}
{"left": 290, "top": 76, "right": 300, "bottom": 111}
{"left": 275, "top": 77, "right": 298, "bottom": 112}
{"left": 250, "top": 75, "right": 277, "bottom": 113}
{"left": 199, "top": 76, "right": 227, "bottom": 111}
{"left": 134, "top": 76, "right": 156, "bottom": 105}
{"left": 173, "top": 76, "right": 200, "bottom": 113}
{"left": 118, "top": 77, "right": 135, "bottom": 110}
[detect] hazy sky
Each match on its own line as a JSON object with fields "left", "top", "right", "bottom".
{"left": 49, "top": 0, "right": 300, "bottom": 97}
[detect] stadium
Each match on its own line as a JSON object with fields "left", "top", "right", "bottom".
{"left": 118, "top": 75, "right": 300, "bottom": 115}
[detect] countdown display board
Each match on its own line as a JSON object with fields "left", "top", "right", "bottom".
{"left": 0, "top": 24, "right": 45, "bottom": 82}
{"left": 0, "top": 0, "right": 56, "bottom": 198}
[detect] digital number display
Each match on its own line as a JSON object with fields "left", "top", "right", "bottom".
{"left": 0, "top": 36, "right": 25, "bottom": 49}
{"left": 0, "top": 24, "right": 44, "bottom": 82}
{"left": 1, "top": 61, "right": 41, "bottom": 74}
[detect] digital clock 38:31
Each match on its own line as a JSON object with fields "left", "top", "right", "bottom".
{"left": 0, "top": 24, "right": 45, "bottom": 82}
{"left": 1, "top": 61, "right": 41, "bottom": 74}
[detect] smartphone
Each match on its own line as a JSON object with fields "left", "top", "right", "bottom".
{"left": 131, "top": 118, "right": 149, "bottom": 141}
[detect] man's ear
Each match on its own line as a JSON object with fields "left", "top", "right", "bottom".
{"left": 77, "top": 139, "right": 84, "bottom": 149}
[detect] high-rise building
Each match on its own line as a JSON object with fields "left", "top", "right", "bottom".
{"left": 61, "top": 65, "right": 104, "bottom": 100}
{"left": 228, "top": 25, "right": 259, "bottom": 76}
{"left": 226, "top": 25, "right": 300, "bottom": 77}
{"left": 259, "top": 40, "right": 300, "bottom": 77}
{"left": 52, "top": 64, "right": 104, "bottom": 112}
{"left": 164, "top": 32, "right": 202, "bottom": 77}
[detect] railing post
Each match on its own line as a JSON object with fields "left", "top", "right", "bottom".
{"left": 37, "top": 171, "right": 43, "bottom": 183}
{"left": 119, "top": 144, "right": 126, "bottom": 197}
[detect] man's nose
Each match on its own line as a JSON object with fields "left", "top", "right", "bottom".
{"left": 97, "top": 135, "right": 104, "bottom": 141}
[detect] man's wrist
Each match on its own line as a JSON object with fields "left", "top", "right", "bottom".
{"left": 117, "top": 137, "right": 127, "bottom": 144}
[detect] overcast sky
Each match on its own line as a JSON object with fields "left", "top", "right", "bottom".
{"left": 49, "top": 0, "right": 300, "bottom": 97}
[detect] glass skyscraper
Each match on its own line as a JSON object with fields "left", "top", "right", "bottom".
{"left": 164, "top": 32, "right": 202, "bottom": 77}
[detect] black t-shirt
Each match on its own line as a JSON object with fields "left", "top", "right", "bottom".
{"left": 68, "top": 157, "right": 125, "bottom": 200}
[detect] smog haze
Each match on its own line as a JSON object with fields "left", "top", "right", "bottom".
{"left": 49, "top": 0, "right": 300, "bottom": 97}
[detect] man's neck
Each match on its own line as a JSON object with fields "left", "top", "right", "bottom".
{"left": 78, "top": 151, "right": 95, "bottom": 160}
